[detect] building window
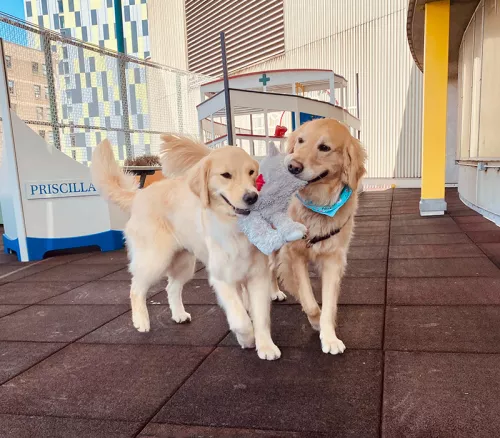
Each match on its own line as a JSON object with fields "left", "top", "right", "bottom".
{"left": 34, "top": 85, "right": 41, "bottom": 98}
{"left": 39, "top": 130, "right": 46, "bottom": 139}
{"left": 45, "top": 86, "right": 49, "bottom": 99}
{"left": 45, "top": 109, "right": 51, "bottom": 121}
{"left": 32, "top": 62, "right": 39, "bottom": 74}
{"left": 47, "top": 131, "right": 54, "bottom": 144}
{"left": 8, "top": 80, "right": 14, "bottom": 95}
{"left": 58, "top": 0, "right": 64, "bottom": 12}
{"left": 42, "top": 63, "right": 47, "bottom": 76}
{"left": 59, "top": 16, "right": 65, "bottom": 28}
{"left": 5, "top": 55, "right": 12, "bottom": 68}
{"left": 36, "top": 107, "right": 43, "bottom": 120}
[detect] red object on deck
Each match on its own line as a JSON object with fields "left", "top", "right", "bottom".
{"left": 274, "top": 125, "right": 288, "bottom": 137}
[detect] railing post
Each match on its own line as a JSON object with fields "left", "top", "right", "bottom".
{"left": 355, "top": 72, "right": 360, "bottom": 140}
{"left": 41, "top": 32, "right": 61, "bottom": 150}
{"left": 220, "top": 32, "right": 233, "bottom": 145}
{"left": 114, "top": 0, "right": 132, "bottom": 159}
{"left": 176, "top": 73, "right": 184, "bottom": 133}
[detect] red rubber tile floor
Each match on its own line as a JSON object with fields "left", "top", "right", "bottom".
{"left": 0, "top": 188, "right": 500, "bottom": 437}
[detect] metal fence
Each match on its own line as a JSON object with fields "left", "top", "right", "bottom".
{"left": 0, "top": 13, "right": 213, "bottom": 165}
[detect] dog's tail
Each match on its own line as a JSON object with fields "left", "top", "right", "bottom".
{"left": 275, "top": 247, "right": 300, "bottom": 300}
{"left": 91, "top": 139, "right": 138, "bottom": 212}
{"left": 160, "top": 134, "right": 210, "bottom": 177}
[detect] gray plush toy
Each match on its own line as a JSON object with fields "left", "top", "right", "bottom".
{"left": 238, "top": 143, "right": 308, "bottom": 255}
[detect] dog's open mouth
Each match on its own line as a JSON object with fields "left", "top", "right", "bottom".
{"left": 307, "top": 170, "right": 329, "bottom": 184}
{"left": 221, "top": 194, "right": 251, "bottom": 216}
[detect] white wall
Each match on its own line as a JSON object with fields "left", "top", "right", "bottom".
{"left": 457, "top": 0, "right": 500, "bottom": 223}
{"left": 234, "top": 0, "right": 423, "bottom": 179}
{"left": 148, "top": 0, "right": 424, "bottom": 180}
{"left": 147, "top": 0, "right": 188, "bottom": 69}
{"left": 446, "top": 79, "right": 459, "bottom": 184}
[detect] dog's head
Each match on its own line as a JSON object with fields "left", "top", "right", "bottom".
{"left": 187, "top": 146, "right": 259, "bottom": 216}
{"left": 284, "top": 119, "right": 367, "bottom": 191}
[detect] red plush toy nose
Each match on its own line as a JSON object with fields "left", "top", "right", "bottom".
{"left": 256, "top": 174, "right": 265, "bottom": 191}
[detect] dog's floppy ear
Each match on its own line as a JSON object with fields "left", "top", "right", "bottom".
{"left": 188, "top": 156, "right": 211, "bottom": 207}
{"left": 342, "top": 134, "right": 367, "bottom": 190}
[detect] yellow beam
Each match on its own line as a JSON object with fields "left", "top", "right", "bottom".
{"left": 420, "top": 0, "right": 450, "bottom": 215}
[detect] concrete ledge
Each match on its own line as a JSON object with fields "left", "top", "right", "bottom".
{"left": 420, "top": 198, "right": 447, "bottom": 216}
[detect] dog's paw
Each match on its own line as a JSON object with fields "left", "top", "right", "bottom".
{"left": 236, "top": 331, "right": 256, "bottom": 349}
{"left": 171, "top": 311, "right": 191, "bottom": 324}
{"left": 132, "top": 312, "right": 150, "bottom": 333}
{"left": 256, "top": 342, "right": 282, "bottom": 361}
{"left": 320, "top": 332, "right": 346, "bottom": 355}
{"left": 285, "top": 224, "right": 308, "bottom": 242}
{"left": 271, "top": 290, "right": 287, "bottom": 302}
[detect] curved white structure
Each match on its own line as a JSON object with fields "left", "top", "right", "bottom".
{"left": 197, "top": 69, "right": 360, "bottom": 155}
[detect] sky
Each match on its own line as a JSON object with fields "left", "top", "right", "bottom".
{"left": 0, "top": 0, "right": 25, "bottom": 19}
{"left": 0, "top": 0, "right": 27, "bottom": 46}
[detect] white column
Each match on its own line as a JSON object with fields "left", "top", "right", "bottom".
{"left": 329, "top": 74, "right": 336, "bottom": 104}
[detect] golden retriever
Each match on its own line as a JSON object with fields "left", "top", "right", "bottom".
{"left": 277, "top": 118, "right": 367, "bottom": 355}
{"left": 91, "top": 137, "right": 281, "bottom": 360}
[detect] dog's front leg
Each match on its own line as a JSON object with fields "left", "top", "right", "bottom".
{"left": 246, "top": 267, "right": 281, "bottom": 360}
{"left": 291, "top": 255, "right": 321, "bottom": 331}
{"left": 318, "top": 256, "right": 346, "bottom": 355}
{"left": 211, "top": 278, "right": 255, "bottom": 349}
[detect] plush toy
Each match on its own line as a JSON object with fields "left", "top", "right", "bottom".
{"left": 238, "top": 143, "right": 308, "bottom": 255}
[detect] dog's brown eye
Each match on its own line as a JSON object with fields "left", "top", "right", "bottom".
{"left": 318, "top": 144, "right": 331, "bottom": 152}
{"left": 221, "top": 172, "right": 232, "bottom": 179}
{"left": 298, "top": 137, "right": 304, "bottom": 144}
{"left": 249, "top": 170, "right": 255, "bottom": 176}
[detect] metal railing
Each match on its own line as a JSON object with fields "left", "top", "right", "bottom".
{"left": 0, "top": 12, "right": 213, "bottom": 165}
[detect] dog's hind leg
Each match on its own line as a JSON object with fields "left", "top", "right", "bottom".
{"left": 128, "top": 236, "right": 178, "bottom": 332}
{"left": 292, "top": 255, "right": 321, "bottom": 331}
{"left": 166, "top": 250, "right": 196, "bottom": 323}
{"left": 270, "top": 268, "right": 287, "bottom": 302}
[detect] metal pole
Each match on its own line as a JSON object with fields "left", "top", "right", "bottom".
{"left": 41, "top": 33, "right": 61, "bottom": 150}
{"left": 176, "top": 74, "right": 184, "bottom": 133}
{"left": 355, "top": 72, "right": 361, "bottom": 140}
{"left": 220, "top": 32, "right": 233, "bottom": 145}
{"left": 114, "top": 0, "right": 132, "bottom": 158}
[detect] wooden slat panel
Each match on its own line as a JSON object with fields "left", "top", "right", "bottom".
{"left": 185, "top": 0, "right": 284, "bottom": 76}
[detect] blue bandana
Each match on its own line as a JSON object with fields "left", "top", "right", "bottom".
{"left": 296, "top": 185, "right": 352, "bottom": 217}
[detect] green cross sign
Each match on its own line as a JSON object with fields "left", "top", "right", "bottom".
{"left": 259, "top": 73, "right": 271, "bottom": 86}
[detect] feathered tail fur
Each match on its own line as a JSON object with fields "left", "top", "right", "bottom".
{"left": 91, "top": 139, "right": 138, "bottom": 212}
{"left": 160, "top": 134, "right": 210, "bottom": 177}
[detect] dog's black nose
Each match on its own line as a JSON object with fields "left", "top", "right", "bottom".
{"left": 288, "top": 160, "right": 304, "bottom": 175}
{"left": 243, "top": 192, "right": 258, "bottom": 205}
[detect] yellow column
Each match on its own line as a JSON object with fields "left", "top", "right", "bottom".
{"left": 420, "top": 0, "right": 450, "bottom": 216}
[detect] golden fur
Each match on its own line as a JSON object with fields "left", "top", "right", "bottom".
{"left": 277, "top": 118, "right": 367, "bottom": 355}
{"left": 91, "top": 137, "right": 281, "bottom": 360}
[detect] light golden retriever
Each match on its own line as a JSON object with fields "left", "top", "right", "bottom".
{"left": 277, "top": 118, "right": 367, "bottom": 355}
{"left": 91, "top": 137, "right": 281, "bottom": 360}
